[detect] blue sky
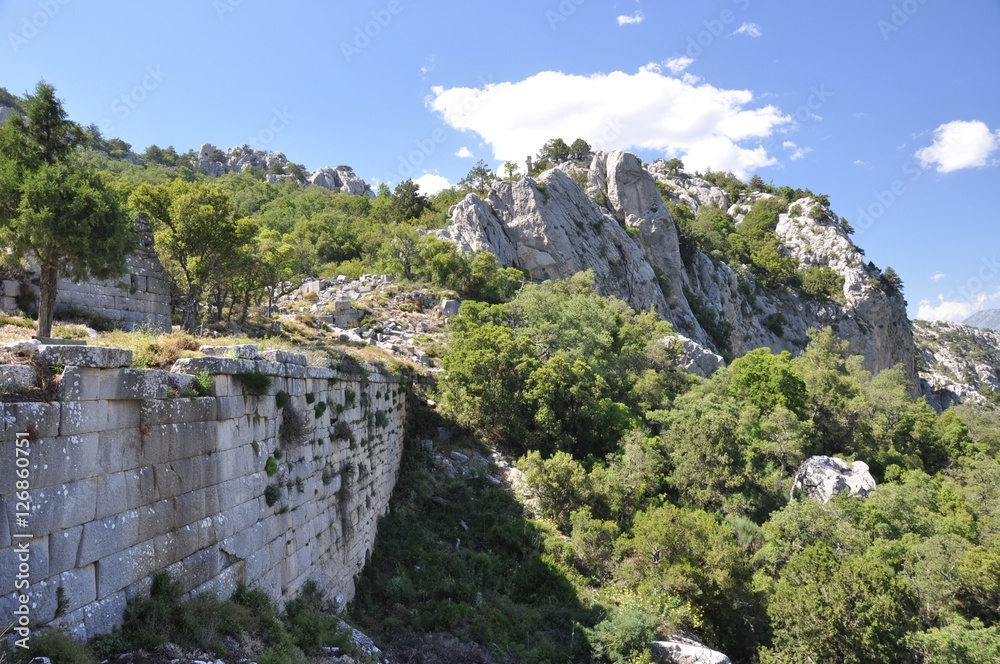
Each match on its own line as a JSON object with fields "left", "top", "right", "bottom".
{"left": 2, "top": 0, "right": 999, "bottom": 322}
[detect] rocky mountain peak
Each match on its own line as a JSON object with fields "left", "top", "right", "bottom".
{"left": 439, "top": 150, "right": 917, "bottom": 385}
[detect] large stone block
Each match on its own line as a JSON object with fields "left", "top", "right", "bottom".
{"left": 83, "top": 589, "right": 127, "bottom": 638}
{"left": 78, "top": 510, "right": 140, "bottom": 566}
{"left": 0, "top": 401, "right": 61, "bottom": 442}
{"left": 60, "top": 400, "right": 112, "bottom": 436}
{"left": 0, "top": 365, "right": 36, "bottom": 393}
{"left": 97, "top": 540, "right": 156, "bottom": 599}
{"left": 199, "top": 344, "right": 260, "bottom": 360}
{"left": 171, "top": 356, "right": 257, "bottom": 376}
{"left": 36, "top": 345, "right": 132, "bottom": 369}
{"left": 260, "top": 349, "right": 307, "bottom": 366}
{"left": 49, "top": 524, "right": 84, "bottom": 575}
{"left": 95, "top": 472, "right": 130, "bottom": 520}
{"left": 31, "top": 433, "right": 102, "bottom": 488}
{"left": 57, "top": 563, "right": 98, "bottom": 615}
{"left": 101, "top": 369, "right": 169, "bottom": 400}
{"left": 136, "top": 498, "right": 174, "bottom": 542}
{"left": 141, "top": 397, "right": 217, "bottom": 425}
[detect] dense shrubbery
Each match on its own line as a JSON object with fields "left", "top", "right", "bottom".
{"left": 395, "top": 286, "right": 1000, "bottom": 662}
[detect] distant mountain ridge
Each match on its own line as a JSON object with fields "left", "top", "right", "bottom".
{"left": 963, "top": 309, "right": 1000, "bottom": 330}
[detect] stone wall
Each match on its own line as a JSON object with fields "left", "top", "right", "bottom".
{"left": 0, "top": 342, "right": 406, "bottom": 640}
{"left": 1, "top": 216, "right": 173, "bottom": 332}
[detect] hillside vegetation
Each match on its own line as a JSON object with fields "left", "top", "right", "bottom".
{"left": 4, "top": 83, "right": 1000, "bottom": 663}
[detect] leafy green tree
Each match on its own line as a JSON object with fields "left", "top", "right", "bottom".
{"left": 388, "top": 179, "right": 429, "bottom": 222}
{"left": 0, "top": 81, "right": 134, "bottom": 337}
{"left": 537, "top": 138, "right": 571, "bottom": 164}
{"left": 129, "top": 180, "right": 250, "bottom": 331}
{"left": 728, "top": 348, "right": 808, "bottom": 417}
{"left": 459, "top": 160, "right": 497, "bottom": 195}
{"left": 501, "top": 160, "right": 519, "bottom": 180}
{"left": 762, "top": 542, "right": 917, "bottom": 663}
{"left": 569, "top": 138, "right": 592, "bottom": 161}
{"left": 517, "top": 450, "right": 592, "bottom": 530}
{"left": 882, "top": 266, "right": 904, "bottom": 296}
{"left": 663, "top": 158, "right": 684, "bottom": 174}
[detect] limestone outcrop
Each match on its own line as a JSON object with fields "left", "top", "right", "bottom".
{"left": 440, "top": 150, "right": 917, "bottom": 384}
{"left": 195, "top": 144, "right": 373, "bottom": 197}
{"left": 653, "top": 638, "right": 731, "bottom": 664}
{"left": 791, "top": 456, "right": 877, "bottom": 503}
{"left": 914, "top": 319, "right": 1000, "bottom": 410}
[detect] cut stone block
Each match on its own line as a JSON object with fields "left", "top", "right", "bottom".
{"left": 36, "top": 345, "right": 132, "bottom": 369}
{"left": 199, "top": 344, "right": 261, "bottom": 360}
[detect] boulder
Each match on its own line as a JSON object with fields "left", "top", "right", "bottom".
{"left": 653, "top": 638, "right": 731, "bottom": 664}
{"left": 670, "top": 335, "right": 725, "bottom": 377}
{"left": 440, "top": 298, "right": 461, "bottom": 317}
{"left": 791, "top": 455, "right": 876, "bottom": 503}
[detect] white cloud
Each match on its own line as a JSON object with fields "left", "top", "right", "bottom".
{"left": 782, "top": 141, "right": 813, "bottom": 161}
{"left": 917, "top": 296, "right": 984, "bottom": 323}
{"left": 455, "top": 146, "right": 474, "bottom": 159}
{"left": 732, "top": 22, "right": 762, "bottom": 38}
{"left": 853, "top": 159, "right": 868, "bottom": 166}
{"left": 413, "top": 173, "right": 452, "bottom": 195}
{"left": 931, "top": 273, "right": 946, "bottom": 282}
{"left": 665, "top": 57, "right": 694, "bottom": 74}
{"left": 617, "top": 12, "right": 644, "bottom": 26}
{"left": 428, "top": 68, "right": 791, "bottom": 179}
{"left": 915, "top": 120, "right": 999, "bottom": 173}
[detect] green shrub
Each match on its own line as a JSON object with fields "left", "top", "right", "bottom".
{"left": 374, "top": 410, "right": 389, "bottom": 428}
{"left": 194, "top": 371, "right": 214, "bottom": 396}
{"left": 265, "top": 456, "right": 280, "bottom": 477}
{"left": 335, "top": 420, "right": 354, "bottom": 442}
{"left": 314, "top": 401, "right": 327, "bottom": 419}
{"left": 264, "top": 484, "right": 281, "bottom": 507}
{"left": 20, "top": 629, "right": 97, "bottom": 664}
{"left": 237, "top": 370, "right": 272, "bottom": 396}
{"left": 344, "top": 388, "right": 356, "bottom": 408}
{"left": 305, "top": 392, "right": 315, "bottom": 404}
{"left": 585, "top": 607, "right": 658, "bottom": 664}
{"left": 275, "top": 390, "right": 291, "bottom": 408}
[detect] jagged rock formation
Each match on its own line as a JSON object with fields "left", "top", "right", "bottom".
{"left": 963, "top": 309, "right": 1000, "bottom": 331}
{"left": 196, "top": 143, "right": 373, "bottom": 197}
{"left": 440, "top": 150, "right": 916, "bottom": 383}
{"left": 308, "top": 165, "right": 372, "bottom": 197}
{"left": 791, "top": 456, "right": 877, "bottom": 503}
{"left": 437, "top": 168, "right": 673, "bottom": 317}
{"left": 914, "top": 319, "right": 1000, "bottom": 409}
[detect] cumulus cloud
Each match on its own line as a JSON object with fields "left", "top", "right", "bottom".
{"left": 931, "top": 273, "right": 946, "bottom": 282}
{"left": 428, "top": 68, "right": 791, "bottom": 179}
{"left": 915, "top": 120, "right": 999, "bottom": 173}
{"left": 732, "top": 22, "right": 762, "bottom": 38}
{"left": 617, "top": 12, "right": 644, "bottom": 26}
{"left": 455, "top": 146, "right": 474, "bottom": 159}
{"left": 917, "top": 296, "right": 984, "bottom": 323}
{"left": 413, "top": 173, "right": 452, "bottom": 195}
{"left": 783, "top": 141, "right": 813, "bottom": 161}
{"left": 665, "top": 57, "right": 694, "bottom": 74}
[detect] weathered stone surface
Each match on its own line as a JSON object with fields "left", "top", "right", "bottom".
{"left": 0, "top": 365, "right": 36, "bottom": 393}
{"left": 791, "top": 455, "right": 877, "bottom": 503}
{"left": 36, "top": 345, "right": 132, "bottom": 369}
{"left": 199, "top": 344, "right": 260, "bottom": 360}
{"left": 0, "top": 346, "right": 405, "bottom": 642}
{"left": 914, "top": 320, "right": 1000, "bottom": 409}
{"left": 670, "top": 335, "right": 725, "bottom": 378}
{"left": 653, "top": 639, "right": 731, "bottom": 664}
{"left": 260, "top": 349, "right": 308, "bottom": 365}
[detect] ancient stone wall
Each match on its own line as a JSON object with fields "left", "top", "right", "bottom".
{"left": 1, "top": 216, "right": 173, "bottom": 333}
{"left": 0, "top": 343, "right": 406, "bottom": 640}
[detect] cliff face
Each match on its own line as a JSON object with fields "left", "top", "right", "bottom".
{"left": 440, "top": 150, "right": 917, "bottom": 383}
{"left": 914, "top": 320, "right": 1000, "bottom": 409}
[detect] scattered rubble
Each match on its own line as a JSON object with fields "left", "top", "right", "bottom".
{"left": 276, "top": 274, "right": 454, "bottom": 368}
